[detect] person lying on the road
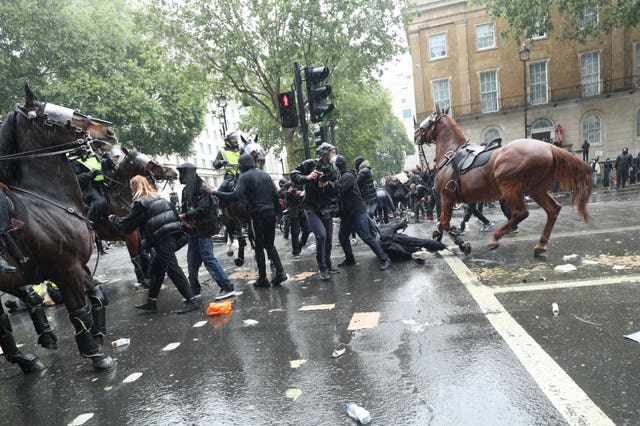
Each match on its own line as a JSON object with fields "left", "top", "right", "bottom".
{"left": 376, "top": 220, "right": 446, "bottom": 261}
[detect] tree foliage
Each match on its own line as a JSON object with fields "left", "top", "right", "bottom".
{"left": 475, "top": 0, "right": 640, "bottom": 44}
{"left": 0, "top": 0, "right": 206, "bottom": 155}
{"left": 148, "top": 0, "right": 407, "bottom": 169}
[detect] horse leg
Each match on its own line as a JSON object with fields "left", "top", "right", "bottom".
{"left": 0, "top": 300, "right": 45, "bottom": 373}
{"left": 226, "top": 227, "right": 234, "bottom": 257}
{"left": 60, "top": 267, "right": 115, "bottom": 371}
{"left": 528, "top": 190, "right": 562, "bottom": 259}
{"left": 438, "top": 196, "right": 471, "bottom": 255}
{"left": 10, "top": 286, "right": 57, "bottom": 350}
{"left": 488, "top": 194, "right": 529, "bottom": 251}
{"left": 235, "top": 232, "right": 246, "bottom": 267}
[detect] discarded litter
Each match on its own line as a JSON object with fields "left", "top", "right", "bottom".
{"left": 193, "top": 320, "right": 207, "bottom": 328}
{"left": 299, "top": 304, "right": 335, "bottom": 311}
{"left": 289, "top": 359, "right": 307, "bottom": 369}
{"left": 68, "top": 413, "right": 94, "bottom": 426}
{"left": 286, "top": 388, "right": 302, "bottom": 402}
{"left": 612, "top": 265, "right": 626, "bottom": 270}
{"left": 207, "top": 300, "right": 232, "bottom": 316}
{"left": 562, "top": 254, "right": 579, "bottom": 261}
{"left": 243, "top": 319, "right": 259, "bottom": 326}
{"left": 111, "top": 338, "right": 130, "bottom": 348}
{"left": 624, "top": 330, "right": 640, "bottom": 343}
{"left": 554, "top": 264, "right": 577, "bottom": 272}
{"left": 344, "top": 402, "right": 371, "bottom": 424}
{"left": 122, "top": 372, "right": 143, "bottom": 383}
{"left": 162, "top": 342, "right": 181, "bottom": 351}
{"left": 331, "top": 343, "right": 346, "bottom": 358}
{"left": 551, "top": 303, "right": 559, "bottom": 316}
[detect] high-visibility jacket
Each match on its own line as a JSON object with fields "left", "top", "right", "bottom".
{"left": 220, "top": 149, "right": 241, "bottom": 176}
{"left": 76, "top": 156, "right": 104, "bottom": 182}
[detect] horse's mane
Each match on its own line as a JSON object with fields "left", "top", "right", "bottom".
{"left": 0, "top": 111, "right": 19, "bottom": 182}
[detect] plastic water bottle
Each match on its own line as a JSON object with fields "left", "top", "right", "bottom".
{"left": 551, "top": 303, "right": 559, "bottom": 316}
{"left": 344, "top": 402, "right": 371, "bottom": 424}
{"left": 111, "top": 338, "right": 130, "bottom": 348}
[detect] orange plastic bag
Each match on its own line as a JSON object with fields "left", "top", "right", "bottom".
{"left": 207, "top": 300, "right": 233, "bottom": 316}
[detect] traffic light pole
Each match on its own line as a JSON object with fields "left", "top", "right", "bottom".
{"left": 329, "top": 119, "right": 336, "bottom": 146}
{"left": 293, "top": 61, "right": 311, "bottom": 159}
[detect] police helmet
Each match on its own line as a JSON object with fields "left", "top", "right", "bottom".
{"left": 224, "top": 131, "right": 240, "bottom": 147}
{"left": 176, "top": 162, "right": 197, "bottom": 170}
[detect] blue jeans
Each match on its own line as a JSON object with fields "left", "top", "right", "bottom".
{"left": 304, "top": 208, "right": 333, "bottom": 272}
{"left": 187, "top": 236, "right": 233, "bottom": 294}
{"left": 339, "top": 213, "right": 389, "bottom": 262}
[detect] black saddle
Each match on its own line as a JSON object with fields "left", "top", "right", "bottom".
{"left": 452, "top": 138, "right": 502, "bottom": 175}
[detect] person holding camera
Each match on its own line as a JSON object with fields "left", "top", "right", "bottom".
{"left": 290, "top": 143, "right": 341, "bottom": 280}
{"left": 284, "top": 181, "right": 309, "bottom": 258}
{"left": 109, "top": 176, "right": 199, "bottom": 314}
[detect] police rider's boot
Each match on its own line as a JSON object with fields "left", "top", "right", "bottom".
{"left": 134, "top": 298, "right": 157, "bottom": 313}
{"left": 0, "top": 251, "right": 16, "bottom": 273}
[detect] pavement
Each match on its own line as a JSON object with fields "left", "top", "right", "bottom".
{"left": 1, "top": 183, "right": 640, "bottom": 425}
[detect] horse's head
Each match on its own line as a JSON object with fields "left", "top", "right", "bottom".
{"left": 14, "top": 85, "right": 117, "bottom": 151}
{"left": 414, "top": 105, "right": 450, "bottom": 146}
{"left": 244, "top": 141, "right": 266, "bottom": 169}
{"left": 120, "top": 148, "right": 177, "bottom": 185}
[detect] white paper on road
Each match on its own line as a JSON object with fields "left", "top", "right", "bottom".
{"left": 68, "top": 413, "right": 94, "bottom": 426}
{"left": 624, "top": 331, "right": 640, "bottom": 343}
{"left": 286, "top": 388, "right": 302, "bottom": 402}
{"left": 554, "top": 264, "right": 577, "bottom": 272}
{"left": 347, "top": 312, "right": 380, "bottom": 330}
{"left": 243, "top": 319, "right": 259, "bottom": 326}
{"left": 162, "top": 342, "right": 180, "bottom": 351}
{"left": 299, "top": 304, "right": 335, "bottom": 311}
{"left": 290, "top": 359, "right": 307, "bottom": 369}
{"left": 193, "top": 320, "right": 207, "bottom": 328}
{"left": 122, "top": 372, "right": 143, "bottom": 383}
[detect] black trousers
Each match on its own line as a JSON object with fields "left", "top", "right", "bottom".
{"left": 251, "top": 212, "right": 283, "bottom": 279}
{"left": 147, "top": 236, "right": 193, "bottom": 301}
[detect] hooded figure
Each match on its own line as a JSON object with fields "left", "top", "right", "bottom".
{"left": 177, "top": 162, "right": 201, "bottom": 208}
{"left": 214, "top": 153, "right": 287, "bottom": 287}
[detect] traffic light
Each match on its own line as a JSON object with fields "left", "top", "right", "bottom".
{"left": 278, "top": 91, "right": 298, "bottom": 128}
{"left": 313, "top": 126, "right": 328, "bottom": 146}
{"left": 305, "top": 66, "right": 334, "bottom": 123}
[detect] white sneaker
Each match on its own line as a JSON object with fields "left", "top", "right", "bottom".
{"left": 214, "top": 289, "right": 236, "bottom": 300}
{"left": 411, "top": 250, "right": 433, "bottom": 261}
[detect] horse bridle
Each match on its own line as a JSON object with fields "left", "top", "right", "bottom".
{"left": 418, "top": 112, "right": 447, "bottom": 146}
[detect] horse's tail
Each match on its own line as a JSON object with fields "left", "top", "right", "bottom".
{"left": 552, "top": 146, "right": 593, "bottom": 222}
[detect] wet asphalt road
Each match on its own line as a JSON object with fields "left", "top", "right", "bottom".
{"left": 2, "top": 185, "right": 640, "bottom": 425}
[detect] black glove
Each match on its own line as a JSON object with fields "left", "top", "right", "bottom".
{"left": 90, "top": 170, "right": 102, "bottom": 178}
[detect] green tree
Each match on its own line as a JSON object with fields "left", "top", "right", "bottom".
{"left": 148, "top": 0, "right": 407, "bottom": 169}
{"left": 0, "top": 0, "right": 206, "bottom": 156}
{"left": 475, "top": 0, "right": 640, "bottom": 44}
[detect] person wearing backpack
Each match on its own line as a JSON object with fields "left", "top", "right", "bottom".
{"left": 177, "top": 163, "right": 236, "bottom": 301}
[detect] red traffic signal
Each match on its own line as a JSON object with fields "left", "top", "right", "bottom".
{"left": 278, "top": 91, "right": 298, "bottom": 128}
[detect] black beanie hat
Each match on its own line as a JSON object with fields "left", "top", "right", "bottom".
{"left": 354, "top": 156, "right": 365, "bottom": 169}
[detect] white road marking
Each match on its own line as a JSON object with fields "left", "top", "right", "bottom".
{"left": 495, "top": 275, "right": 640, "bottom": 293}
{"left": 442, "top": 251, "right": 614, "bottom": 426}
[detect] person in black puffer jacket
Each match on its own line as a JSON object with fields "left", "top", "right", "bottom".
{"left": 177, "top": 163, "right": 235, "bottom": 301}
{"left": 354, "top": 156, "right": 376, "bottom": 218}
{"left": 110, "top": 175, "right": 199, "bottom": 314}
{"left": 290, "top": 143, "right": 341, "bottom": 281}
{"left": 214, "top": 154, "right": 287, "bottom": 288}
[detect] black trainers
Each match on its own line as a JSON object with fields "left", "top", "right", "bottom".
{"left": 215, "top": 289, "right": 237, "bottom": 299}
{"left": 338, "top": 258, "right": 356, "bottom": 267}
{"left": 380, "top": 259, "right": 392, "bottom": 271}
{"left": 134, "top": 299, "right": 157, "bottom": 313}
{"left": 318, "top": 270, "right": 331, "bottom": 280}
{"left": 328, "top": 265, "right": 340, "bottom": 274}
{"left": 253, "top": 278, "right": 271, "bottom": 288}
{"left": 271, "top": 273, "right": 288, "bottom": 286}
{"left": 176, "top": 299, "right": 199, "bottom": 314}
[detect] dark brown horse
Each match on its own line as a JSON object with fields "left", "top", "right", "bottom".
{"left": 414, "top": 105, "right": 592, "bottom": 258}
{"left": 0, "top": 85, "right": 118, "bottom": 372}
{"left": 92, "top": 148, "right": 177, "bottom": 282}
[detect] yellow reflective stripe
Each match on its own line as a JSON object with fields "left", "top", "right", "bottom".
{"left": 221, "top": 149, "right": 241, "bottom": 175}
{"left": 77, "top": 157, "right": 104, "bottom": 181}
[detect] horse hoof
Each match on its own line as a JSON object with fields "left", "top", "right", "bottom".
{"left": 534, "top": 248, "right": 547, "bottom": 259}
{"left": 234, "top": 258, "right": 244, "bottom": 267}
{"left": 460, "top": 242, "right": 472, "bottom": 255}
{"left": 487, "top": 242, "right": 499, "bottom": 251}
{"left": 432, "top": 230, "right": 443, "bottom": 241}
{"left": 93, "top": 356, "right": 117, "bottom": 371}
{"left": 226, "top": 250, "right": 234, "bottom": 257}
{"left": 38, "top": 332, "right": 58, "bottom": 350}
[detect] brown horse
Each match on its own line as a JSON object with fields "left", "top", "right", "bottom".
{"left": 414, "top": 105, "right": 592, "bottom": 258}
{"left": 0, "top": 85, "right": 118, "bottom": 372}
{"left": 92, "top": 148, "right": 177, "bottom": 282}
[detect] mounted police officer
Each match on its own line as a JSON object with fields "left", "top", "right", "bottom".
{"left": 71, "top": 153, "right": 112, "bottom": 224}
{"left": 213, "top": 131, "right": 243, "bottom": 192}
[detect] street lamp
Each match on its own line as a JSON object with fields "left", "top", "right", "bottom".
{"left": 217, "top": 93, "right": 228, "bottom": 138}
{"left": 519, "top": 43, "right": 530, "bottom": 139}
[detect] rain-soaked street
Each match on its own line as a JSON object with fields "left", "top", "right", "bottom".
{"left": 3, "top": 186, "right": 640, "bottom": 425}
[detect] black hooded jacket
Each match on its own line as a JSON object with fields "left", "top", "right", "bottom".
{"left": 112, "top": 196, "right": 181, "bottom": 243}
{"left": 290, "top": 158, "right": 340, "bottom": 217}
{"left": 356, "top": 163, "right": 376, "bottom": 203}
{"left": 180, "top": 168, "right": 218, "bottom": 237}
{"left": 331, "top": 165, "right": 366, "bottom": 217}
{"left": 214, "top": 154, "right": 280, "bottom": 216}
